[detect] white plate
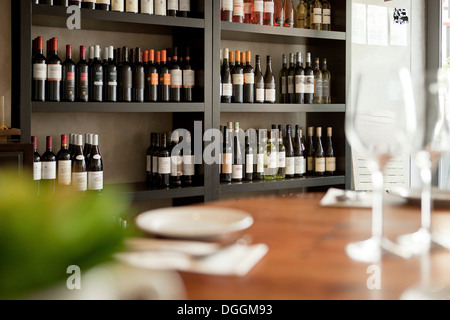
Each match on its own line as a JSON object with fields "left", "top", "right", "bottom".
{"left": 135, "top": 207, "right": 254, "bottom": 240}
{"left": 389, "top": 187, "right": 450, "bottom": 207}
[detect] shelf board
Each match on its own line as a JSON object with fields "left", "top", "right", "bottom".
{"left": 220, "top": 175, "right": 345, "bottom": 194}
{"left": 32, "top": 102, "right": 205, "bottom": 113}
{"left": 32, "top": 4, "right": 205, "bottom": 31}
{"left": 106, "top": 182, "right": 205, "bottom": 202}
{"left": 220, "top": 103, "right": 345, "bottom": 113}
{"left": 221, "top": 21, "right": 346, "bottom": 44}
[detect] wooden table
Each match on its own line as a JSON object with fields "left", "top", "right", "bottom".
{"left": 179, "top": 192, "right": 450, "bottom": 300}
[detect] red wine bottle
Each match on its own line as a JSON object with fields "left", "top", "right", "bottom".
{"left": 158, "top": 133, "right": 171, "bottom": 188}
{"left": 90, "top": 45, "right": 104, "bottom": 102}
{"left": 96, "top": 0, "right": 110, "bottom": 10}
{"left": 41, "top": 136, "right": 57, "bottom": 194}
{"left": 82, "top": 0, "right": 96, "bottom": 9}
{"left": 57, "top": 134, "right": 72, "bottom": 187}
{"left": 182, "top": 47, "right": 194, "bottom": 102}
{"left": 32, "top": 36, "right": 46, "bottom": 102}
{"left": 170, "top": 131, "right": 182, "bottom": 187}
{"left": 146, "top": 133, "right": 156, "bottom": 187}
{"left": 76, "top": 46, "right": 89, "bottom": 102}
{"left": 222, "top": 0, "right": 233, "bottom": 22}
{"left": 133, "top": 47, "right": 145, "bottom": 102}
{"left": 120, "top": 47, "right": 132, "bottom": 102}
{"left": 170, "top": 47, "right": 182, "bottom": 102}
{"left": 32, "top": 136, "right": 42, "bottom": 195}
{"left": 151, "top": 132, "right": 161, "bottom": 186}
{"left": 159, "top": 50, "right": 171, "bottom": 102}
{"left": 72, "top": 134, "right": 87, "bottom": 192}
{"left": 62, "top": 45, "right": 76, "bottom": 102}
{"left": 47, "top": 38, "right": 62, "bottom": 102}
{"left": 146, "top": 49, "right": 159, "bottom": 102}
{"left": 88, "top": 134, "right": 103, "bottom": 192}
{"left": 105, "top": 46, "right": 118, "bottom": 102}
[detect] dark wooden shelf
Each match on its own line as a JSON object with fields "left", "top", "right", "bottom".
{"left": 220, "top": 175, "right": 345, "bottom": 194}
{"left": 32, "top": 102, "right": 205, "bottom": 113}
{"left": 220, "top": 103, "right": 346, "bottom": 113}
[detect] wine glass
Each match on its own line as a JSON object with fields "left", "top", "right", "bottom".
{"left": 345, "top": 66, "right": 414, "bottom": 263}
{"left": 396, "top": 68, "right": 450, "bottom": 254}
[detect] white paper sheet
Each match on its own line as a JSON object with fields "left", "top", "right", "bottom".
{"left": 367, "top": 5, "right": 388, "bottom": 46}
{"left": 352, "top": 3, "right": 367, "bottom": 45}
{"left": 389, "top": 8, "right": 408, "bottom": 46}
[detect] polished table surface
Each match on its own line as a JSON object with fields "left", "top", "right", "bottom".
{"left": 179, "top": 192, "right": 450, "bottom": 300}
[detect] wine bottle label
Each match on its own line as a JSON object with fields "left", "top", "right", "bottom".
{"left": 136, "top": 73, "right": 145, "bottom": 90}
{"left": 92, "top": 154, "right": 101, "bottom": 160}
{"left": 256, "top": 88, "right": 265, "bottom": 102}
{"left": 244, "top": 73, "right": 254, "bottom": 84}
{"left": 267, "top": 152, "right": 277, "bottom": 169}
{"left": 223, "top": 83, "right": 232, "bottom": 97}
{"left": 286, "top": 157, "right": 295, "bottom": 175}
{"left": 295, "top": 156, "right": 306, "bottom": 174}
{"left": 323, "top": 9, "right": 331, "bottom": 25}
{"left": 222, "top": 153, "right": 232, "bottom": 174}
{"left": 141, "top": 0, "right": 154, "bottom": 14}
{"left": 33, "top": 162, "right": 42, "bottom": 181}
{"left": 126, "top": 0, "right": 138, "bottom": 13}
{"left": 72, "top": 172, "right": 87, "bottom": 191}
{"left": 288, "top": 76, "right": 294, "bottom": 94}
{"left": 64, "top": 71, "right": 75, "bottom": 82}
{"left": 281, "top": 77, "right": 287, "bottom": 94}
{"left": 233, "top": 0, "right": 244, "bottom": 17}
{"left": 307, "top": 156, "right": 314, "bottom": 171}
{"left": 167, "top": 0, "right": 178, "bottom": 10}
{"left": 124, "top": 72, "right": 132, "bottom": 88}
{"left": 163, "top": 73, "right": 171, "bottom": 86}
{"left": 232, "top": 74, "right": 244, "bottom": 85}
{"left": 151, "top": 73, "right": 159, "bottom": 85}
{"left": 47, "top": 64, "right": 62, "bottom": 81}
{"left": 76, "top": 155, "right": 84, "bottom": 161}
{"left": 265, "top": 88, "right": 276, "bottom": 102}
{"left": 33, "top": 63, "right": 47, "bottom": 81}
{"left": 42, "top": 161, "right": 56, "bottom": 180}
{"left": 246, "top": 154, "right": 253, "bottom": 173}
{"left": 80, "top": 72, "right": 88, "bottom": 83}
{"left": 277, "top": 151, "right": 286, "bottom": 168}
{"left": 315, "top": 157, "right": 325, "bottom": 173}
{"left": 314, "top": 78, "right": 323, "bottom": 97}
{"left": 322, "top": 79, "right": 330, "bottom": 97}
{"left": 244, "top": 3, "right": 252, "bottom": 14}
{"left": 94, "top": 71, "right": 103, "bottom": 86}
{"left": 158, "top": 157, "right": 171, "bottom": 174}
{"left": 170, "top": 155, "right": 183, "bottom": 176}
{"left": 88, "top": 171, "right": 103, "bottom": 191}
{"left": 183, "top": 155, "right": 195, "bottom": 176}
{"left": 264, "top": 2, "right": 274, "bottom": 14}
{"left": 183, "top": 70, "right": 195, "bottom": 88}
{"left": 98, "top": 0, "right": 111, "bottom": 4}
{"left": 254, "top": 0, "right": 264, "bottom": 12}
{"left": 171, "top": 69, "right": 182, "bottom": 88}
{"left": 108, "top": 71, "right": 117, "bottom": 86}
{"left": 146, "top": 155, "right": 151, "bottom": 172}
{"left": 326, "top": 157, "right": 336, "bottom": 172}
{"left": 112, "top": 0, "right": 124, "bottom": 12}
{"left": 179, "top": 0, "right": 190, "bottom": 11}
{"left": 58, "top": 160, "right": 72, "bottom": 185}
{"left": 152, "top": 156, "right": 158, "bottom": 173}
{"left": 232, "top": 165, "right": 243, "bottom": 179}
{"left": 305, "top": 75, "right": 314, "bottom": 94}
{"left": 155, "top": 0, "right": 167, "bottom": 15}
{"left": 314, "top": 8, "right": 322, "bottom": 24}
{"left": 257, "top": 153, "right": 264, "bottom": 172}
{"left": 222, "top": 0, "right": 233, "bottom": 11}
{"left": 295, "top": 75, "right": 305, "bottom": 93}
{"left": 84, "top": 0, "right": 96, "bottom": 3}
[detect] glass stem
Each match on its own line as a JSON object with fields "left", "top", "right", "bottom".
{"left": 371, "top": 170, "right": 384, "bottom": 244}
{"left": 420, "top": 162, "right": 432, "bottom": 232}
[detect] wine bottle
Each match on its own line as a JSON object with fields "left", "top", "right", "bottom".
{"left": 83, "top": 133, "right": 91, "bottom": 160}
{"left": 243, "top": 51, "right": 254, "bottom": 103}
{"left": 232, "top": 122, "right": 243, "bottom": 181}
{"left": 182, "top": 132, "right": 194, "bottom": 186}
{"left": 322, "top": 58, "right": 331, "bottom": 104}
{"left": 126, "top": 0, "right": 138, "bottom": 13}
{"left": 57, "top": 134, "right": 72, "bottom": 187}
{"left": 253, "top": 0, "right": 264, "bottom": 25}
{"left": 82, "top": 0, "right": 96, "bottom": 9}
{"left": 254, "top": 55, "right": 264, "bottom": 103}
{"left": 279, "top": 54, "right": 288, "bottom": 104}
{"left": 88, "top": 134, "right": 103, "bottom": 192}
{"left": 178, "top": 0, "right": 190, "bottom": 17}
{"left": 264, "top": 129, "right": 277, "bottom": 180}
{"left": 151, "top": 133, "right": 161, "bottom": 185}
{"left": 72, "top": 135, "right": 87, "bottom": 192}
{"left": 232, "top": 50, "right": 244, "bottom": 103}
{"left": 75, "top": 46, "right": 88, "bottom": 102}
{"left": 276, "top": 129, "right": 286, "bottom": 179}
{"left": 304, "top": 52, "right": 314, "bottom": 104}
{"left": 244, "top": 134, "right": 253, "bottom": 181}
{"left": 254, "top": 129, "right": 265, "bottom": 180}
{"left": 182, "top": 47, "right": 195, "bottom": 102}
{"left": 167, "top": 0, "right": 178, "bottom": 17}
{"left": 170, "top": 131, "right": 183, "bottom": 187}
{"left": 47, "top": 38, "right": 62, "bottom": 102}
{"left": 264, "top": 0, "right": 274, "bottom": 26}
{"left": 222, "top": 0, "right": 233, "bottom": 22}
{"left": 294, "top": 125, "right": 305, "bottom": 177}
{"left": 32, "top": 136, "right": 42, "bottom": 195}
{"left": 295, "top": 52, "right": 305, "bottom": 104}
{"left": 97, "top": 0, "right": 110, "bottom": 10}
{"left": 158, "top": 133, "right": 171, "bottom": 188}
{"left": 62, "top": 45, "right": 75, "bottom": 102}
{"left": 41, "top": 136, "right": 57, "bottom": 194}
{"left": 120, "top": 47, "right": 132, "bottom": 102}
{"left": 160, "top": 50, "right": 171, "bottom": 102}
{"left": 68, "top": 133, "right": 75, "bottom": 159}
{"left": 155, "top": 0, "right": 167, "bottom": 16}
{"left": 313, "top": 57, "right": 323, "bottom": 104}
{"left": 221, "top": 48, "right": 232, "bottom": 103}
{"left": 105, "top": 46, "right": 118, "bottom": 102}
{"left": 233, "top": 0, "right": 244, "bottom": 23}
{"left": 170, "top": 47, "right": 182, "bottom": 102}
{"left": 314, "top": 127, "right": 325, "bottom": 176}
{"left": 102, "top": 46, "right": 109, "bottom": 67}
{"left": 146, "top": 133, "right": 155, "bottom": 187}
{"left": 284, "top": 0, "right": 295, "bottom": 27}
{"left": 321, "top": 0, "right": 331, "bottom": 30}
{"left": 69, "top": 1, "right": 82, "bottom": 7}
{"left": 274, "top": 0, "right": 284, "bottom": 27}
{"left": 146, "top": 49, "right": 159, "bottom": 102}
{"left": 306, "top": 126, "right": 315, "bottom": 174}
{"left": 325, "top": 127, "right": 335, "bottom": 175}
{"left": 141, "top": 0, "right": 153, "bottom": 14}
{"left": 285, "top": 125, "right": 295, "bottom": 178}
{"left": 111, "top": 0, "right": 124, "bottom": 11}
{"left": 243, "top": 0, "right": 252, "bottom": 24}
{"left": 311, "top": 0, "right": 322, "bottom": 30}
{"left": 287, "top": 53, "right": 295, "bottom": 103}
{"left": 90, "top": 45, "right": 104, "bottom": 102}
{"left": 32, "top": 36, "right": 46, "bottom": 102}
{"left": 296, "top": 0, "right": 307, "bottom": 29}
{"left": 133, "top": 48, "right": 145, "bottom": 102}
{"left": 221, "top": 124, "right": 233, "bottom": 182}
{"left": 264, "top": 56, "right": 276, "bottom": 103}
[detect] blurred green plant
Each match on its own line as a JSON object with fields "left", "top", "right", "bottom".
{"left": 0, "top": 168, "right": 135, "bottom": 299}
{"left": 443, "top": 57, "right": 450, "bottom": 70}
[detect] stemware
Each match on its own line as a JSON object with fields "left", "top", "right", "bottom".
{"left": 345, "top": 67, "right": 414, "bottom": 263}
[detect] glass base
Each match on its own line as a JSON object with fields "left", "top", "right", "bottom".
{"left": 397, "top": 228, "right": 450, "bottom": 255}
{"left": 346, "top": 237, "right": 412, "bottom": 263}
{"left": 400, "top": 283, "right": 450, "bottom": 300}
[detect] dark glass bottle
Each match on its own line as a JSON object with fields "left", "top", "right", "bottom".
{"left": 120, "top": 47, "right": 132, "bottom": 102}
{"left": 133, "top": 47, "right": 145, "bottom": 102}
{"left": 221, "top": 124, "right": 233, "bottom": 182}
{"left": 264, "top": 56, "right": 276, "bottom": 103}
{"left": 82, "top": 0, "right": 96, "bottom": 9}
{"left": 170, "top": 47, "right": 182, "bottom": 102}
{"left": 243, "top": 51, "right": 254, "bottom": 103}
{"left": 57, "top": 134, "right": 72, "bottom": 187}
{"left": 279, "top": 54, "right": 288, "bottom": 104}
{"left": 178, "top": 0, "right": 190, "bottom": 17}
{"left": 160, "top": 50, "right": 171, "bottom": 102}
{"left": 295, "top": 52, "right": 305, "bottom": 104}
{"left": 232, "top": 122, "right": 243, "bottom": 181}
{"left": 47, "top": 38, "right": 62, "bottom": 102}
{"left": 96, "top": 0, "right": 110, "bottom": 10}
{"left": 72, "top": 134, "right": 87, "bottom": 192}
{"left": 83, "top": 133, "right": 91, "bottom": 160}
{"left": 32, "top": 36, "right": 46, "bottom": 102}
{"left": 68, "top": 0, "right": 81, "bottom": 7}
{"left": 314, "top": 127, "right": 325, "bottom": 176}
{"left": 254, "top": 129, "right": 265, "bottom": 180}
{"left": 146, "top": 133, "right": 155, "bottom": 187}
{"left": 76, "top": 45, "right": 89, "bottom": 102}
{"left": 182, "top": 47, "right": 194, "bottom": 102}
{"left": 182, "top": 132, "right": 194, "bottom": 186}
{"left": 170, "top": 131, "right": 183, "bottom": 187}
{"left": 222, "top": 0, "right": 233, "bottom": 22}
{"left": 62, "top": 45, "right": 75, "bottom": 102}
{"left": 294, "top": 125, "right": 305, "bottom": 178}
{"left": 285, "top": 125, "right": 295, "bottom": 179}
{"left": 221, "top": 48, "right": 232, "bottom": 103}
{"left": 167, "top": 0, "right": 178, "bottom": 16}
{"left": 146, "top": 49, "right": 159, "bottom": 102}
{"left": 41, "top": 136, "right": 57, "bottom": 194}
{"left": 306, "top": 126, "right": 315, "bottom": 175}
{"left": 87, "top": 134, "right": 103, "bottom": 193}
{"left": 158, "top": 133, "right": 171, "bottom": 188}
{"left": 232, "top": 50, "right": 244, "bottom": 103}
{"left": 304, "top": 52, "right": 314, "bottom": 104}
{"left": 105, "top": 46, "right": 118, "bottom": 102}
{"left": 276, "top": 129, "right": 286, "bottom": 179}
{"left": 32, "top": 136, "right": 41, "bottom": 195}
{"left": 151, "top": 133, "right": 161, "bottom": 186}
{"left": 254, "top": 55, "right": 265, "bottom": 103}
{"left": 287, "top": 53, "right": 296, "bottom": 103}
{"left": 324, "top": 127, "right": 336, "bottom": 175}
{"left": 90, "top": 45, "right": 104, "bottom": 102}
{"left": 244, "top": 134, "right": 253, "bottom": 181}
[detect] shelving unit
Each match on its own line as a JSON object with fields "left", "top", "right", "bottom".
{"left": 14, "top": 0, "right": 351, "bottom": 205}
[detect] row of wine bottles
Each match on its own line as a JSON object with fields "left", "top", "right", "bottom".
{"left": 220, "top": 48, "right": 331, "bottom": 104}
{"left": 32, "top": 37, "right": 196, "bottom": 103}
{"left": 34, "top": 0, "right": 192, "bottom": 17}
{"left": 221, "top": 0, "right": 332, "bottom": 31}
{"left": 32, "top": 133, "right": 104, "bottom": 194}
{"left": 219, "top": 122, "right": 335, "bottom": 182}
{"left": 146, "top": 130, "right": 195, "bottom": 188}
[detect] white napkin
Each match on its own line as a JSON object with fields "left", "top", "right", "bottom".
{"left": 116, "top": 243, "right": 269, "bottom": 277}
{"left": 320, "top": 188, "right": 372, "bottom": 208}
